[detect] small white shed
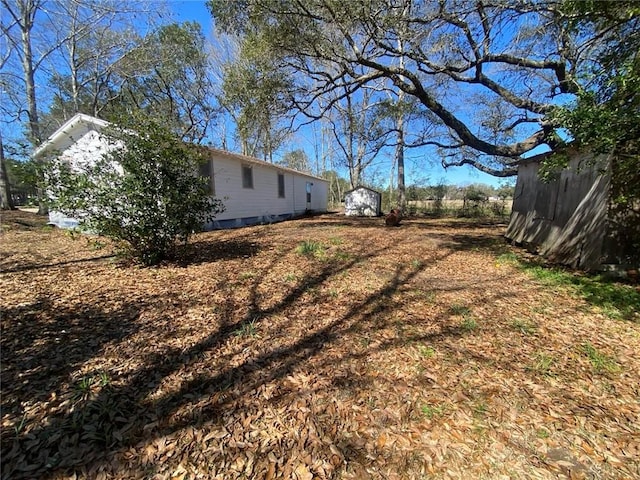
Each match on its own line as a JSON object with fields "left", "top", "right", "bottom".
{"left": 344, "top": 186, "right": 381, "bottom": 217}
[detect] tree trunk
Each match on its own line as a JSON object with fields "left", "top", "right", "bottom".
{"left": 395, "top": 108, "right": 406, "bottom": 213}
{"left": 0, "top": 132, "right": 15, "bottom": 210}
{"left": 396, "top": 5, "right": 407, "bottom": 214}
{"left": 16, "top": 0, "right": 47, "bottom": 215}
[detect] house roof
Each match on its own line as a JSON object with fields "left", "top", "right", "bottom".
{"left": 32, "top": 113, "right": 328, "bottom": 183}
{"left": 204, "top": 147, "right": 327, "bottom": 183}
{"left": 32, "top": 113, "right": 110, "bottom": 159}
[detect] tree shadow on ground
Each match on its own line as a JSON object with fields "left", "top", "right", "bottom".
{"left": 1, "top": 227, "right": 543, "bottom": 478}
{"left": 433, "top": 233, "right": 512, "bottom": 255}
{"left": 0, "top": 254, "right": 116, "bottom": 274}
{"left": 173, "top": 238, "right": 262, "bottom": 267}
{"left": 409, "top": 218, "right": 509, "bottom": 229}
{"left": 0, "top": 295, "right": 145, "bottom": 433}
{"left": 3, "top": 238, "right": 421, "bottom": 477}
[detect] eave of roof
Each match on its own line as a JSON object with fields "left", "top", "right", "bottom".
{"left": 205, "top": 147, "right": 328, "bottom": 183}
{"left": 32, "top": 113, "right": 328, "bottom": 183}
{"left": 32, "top": 113, "right": 109, "bottom": 159}
{"left": 345, "top": 185, "right": 380, "bottom": 195}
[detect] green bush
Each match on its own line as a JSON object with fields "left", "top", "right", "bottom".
{"left": 48, "top": 117, "right": 224, "bottom": 265}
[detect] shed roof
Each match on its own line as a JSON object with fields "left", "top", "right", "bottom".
{"left": 345, "top": 185, "right": 381, "bottom": 195}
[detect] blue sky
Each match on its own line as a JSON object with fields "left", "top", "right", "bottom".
{"left": 2, "top": 1, "right": 512, "bottom": 188}
{"left": 169, "top": 0, "right": 513, "bottom": 188}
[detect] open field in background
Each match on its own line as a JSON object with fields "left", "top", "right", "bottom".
{"left": 404, "top": 199, "right": 514, "bottom": 218}
{"left": 1, "top": 210, "right": 639, "bottom": 479}
{"left": 327, "top": 199, "right": 515, "bottom": 218}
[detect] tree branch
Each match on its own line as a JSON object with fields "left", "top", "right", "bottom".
{"left": 442, "top": 157, "right": 518, "bottom": 177}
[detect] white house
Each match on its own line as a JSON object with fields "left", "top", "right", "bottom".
{"left": 344, "top": 186, "right": 382, "bottom": 217}
{"left": 33, "top": 114, "right": 328, "bottom": 230}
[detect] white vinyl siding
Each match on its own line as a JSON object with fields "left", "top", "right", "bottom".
{"left": 213, "top": 159, "right": 296, "bottom": 221}
{"left": 210, "top": 155, "right": 328, "bottom": 223}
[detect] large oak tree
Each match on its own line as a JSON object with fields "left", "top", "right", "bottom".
{"left": 208, "top": 0, "right": 635, "bottom": 177}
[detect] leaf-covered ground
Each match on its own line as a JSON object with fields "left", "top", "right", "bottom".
{"left": 1, "top": 210, "right": 639, "bottom": 480}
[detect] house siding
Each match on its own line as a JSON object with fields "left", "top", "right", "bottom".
{"left": 207, "top": 152, "right": 328, "bottom": 229}
{"left": 37, "top": 114, "right": 329, "bottom": 231}
{"left": 210, "top": 157, "right": 296, "bottom": 221}
{"left": 60, "top": 130, "right": 111, "bottom": 169}
{"left": 47, "top": 129, "right": 115, "bottom": 228}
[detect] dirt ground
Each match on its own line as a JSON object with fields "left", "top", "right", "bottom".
{"left": 1, "top": 210, "right": 639, "bottom": 479}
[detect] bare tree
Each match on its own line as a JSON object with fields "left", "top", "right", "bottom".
{"left": 325, "top": 83, "right": 392, "bottom": 188}
{"left": 2, "top": 0, "right": 49, "bottom": 212}
{"left": 45, "top": 0, "right": 148, "bottom": 124}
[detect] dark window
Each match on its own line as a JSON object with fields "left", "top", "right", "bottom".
{"left": 242, "top": 164, "right": 253, "bottom": 189}
{"left": 278, "top": 173, "right": 285, "bottom": 198}
{"left": 198, "top": 159, "right": 215, "bottom": 195}
{"left": 306, "top": 182, "right": 312, "bottom": 203}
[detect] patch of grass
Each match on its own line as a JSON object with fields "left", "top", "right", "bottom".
{"left": 571, "top": 276, "right": 640, "bottom": 322}
{"left": 529, "top": 352, "right": 555, "bottom": 376}
{"left": 328, "top": 236, "right": 343, "bottom": 245}
{"left": 511, "top": 318, "right": 537, "bottom": 335}
{"left": 411, "top": 259, "right": 423, "bottom": 269}
{"left": 73, "top": 371, "right": 111, "bottom": 400}
{"left": 233, "top": 319, "right": 260, "bottom": 338}
{"left": 581, "top": 342, "right": 620, "bottom": 374}
{"left": 497, "top": 253, "right": 640, "bottom": 322}
{"left": 283, "top": 273, "right": 297, "bottom": 282}
{"left": 239, "top": 271, "right": 255, "bottom": 280}
{"left": 536, "top": 428, "right": 550, "bottom": 439}
{"left": 418, "top": 345, "right": 436, "bottom": 358}
{"left": 413, "top": 289, "right": 436, "bottom": 302}
{"left": 526, "top": 265, "right": 571, "bottom": 285}
{"left": 531, "top": 303, "right": 552, "bottom": 315}
{"left": 295, "top": 240, "right": 326, "bottom": 259}
{"left": 495, "top": 252, "right": 519, "bottom": 265}
{"left": 333, "top": 250, "right": 352, "bottom": 261}
{"left": 14, "top": 414, "right": 27, "bottom": 436}
{"left": 421, "top": 403, "right": 445, "bottom": 419}
{"left": 461, "top": 316, "right": 478, "bottom": 332}
{"left": 449, "top": 303, "right": 472, "bottom": 316}
{"left": 473, "top": 401, "right": 488, "bottom": 417}
{"left": 96, "top": 370, "right": 111, "bottom": 387}
{"left": 76, "top": 375, "right": 94, "bottom": 394}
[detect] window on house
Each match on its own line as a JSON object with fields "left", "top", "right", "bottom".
{"left": 198, "top": 159, "right": 215, "bottom": 195}
{"left": 242, "top": 164, "right": 253, "bottom": 189}
{"left": 306, "top": 182, "right": 312, "bottom": 203}
{"left": 278, "top": 173, "right": 285, "bottom": 198}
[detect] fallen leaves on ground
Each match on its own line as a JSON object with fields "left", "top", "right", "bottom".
{"left": 1, "top": 210, "right": 639, "bottom": 479}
